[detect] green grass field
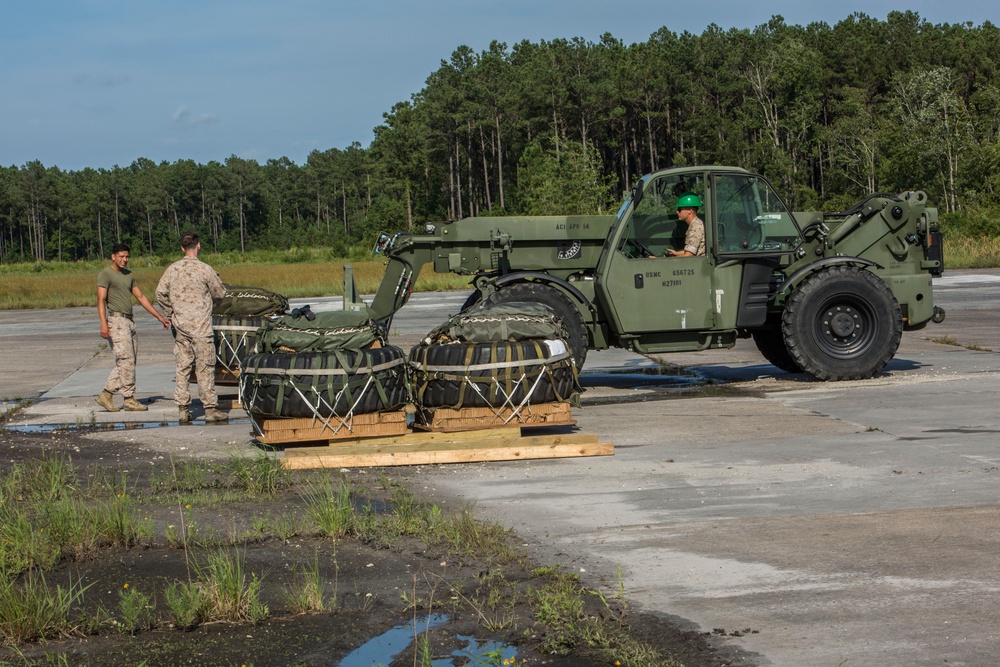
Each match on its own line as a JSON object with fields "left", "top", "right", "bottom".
{"left": 0, "top": 254, "right": 471, "bottom": 311}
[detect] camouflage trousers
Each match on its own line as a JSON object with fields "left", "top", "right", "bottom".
{"left": 173, "top": 334, "right": 217, "bottom": 409}
{"left": 104, "top": 315, "right": 137, "bottom": 398}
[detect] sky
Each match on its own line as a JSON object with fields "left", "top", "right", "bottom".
{"left": 1, "top": 1, "right": 996, "bottom": 172}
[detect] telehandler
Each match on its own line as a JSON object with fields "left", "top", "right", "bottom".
{"left": 367, "top": 165, "right": 945, "bottom": 381}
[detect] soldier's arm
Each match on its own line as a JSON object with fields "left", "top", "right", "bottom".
{"left": 154, "top": 274, "right": 173, "bottom": 319}
{"left": 97, "top": 286, "right": 110, "bottom": 339}
{"left": 132, "top": 285, "right": 170, "bottom": 328}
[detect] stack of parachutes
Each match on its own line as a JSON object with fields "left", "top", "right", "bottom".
{"left": 407, "top": 301, "right": 581, "bottom": 421}
{"left": 211, "top": 285, "right": 292, "bottom": 385}
{"left": 217, "top": 286, "right": 580, "bottom": 425}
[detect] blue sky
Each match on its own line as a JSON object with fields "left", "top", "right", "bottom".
{"left": 1, "top": 1, "right": 995, "bottom": 171}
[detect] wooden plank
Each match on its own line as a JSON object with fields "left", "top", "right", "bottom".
{"left": 415, "top": 402, "right": 574, "bottom": 432}
{"left": 255, "top": 411, "right": 409, "bottom": 445}
{"left": 280, "top": 440, "right": 614, "bottom": 469}
{"left": 281, "top": 426, "right": 523, "bottom": 455}
{"left": 283, "top": 432, "right": 598, "bottom": 458}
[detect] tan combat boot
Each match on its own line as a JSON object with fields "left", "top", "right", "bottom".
{"left": 179, "top": 406, "right": 192, "bottom": 424}
{"left": 123, "top": 396, "right": 148, "bottom": 412}
{"left": 204, "top": 407, "right": 228, "bottom": 423}
{"left": 95, "top": 390, "right": 119, "bottom": 412}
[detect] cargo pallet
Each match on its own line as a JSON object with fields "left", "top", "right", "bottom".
{"left": 252, "top": 403, "right": 612, "bottom": 469}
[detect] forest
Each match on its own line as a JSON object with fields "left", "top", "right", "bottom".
{"left": 3, "top": 10, "right": 1000, "bottom": 264}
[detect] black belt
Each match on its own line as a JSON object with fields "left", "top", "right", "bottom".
{"left": 109, "top": 312, "right": 133, "bottom": 320}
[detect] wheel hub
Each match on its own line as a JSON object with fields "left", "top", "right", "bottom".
{"left": 826, "top": 307, "right": 858, "bottom": 339}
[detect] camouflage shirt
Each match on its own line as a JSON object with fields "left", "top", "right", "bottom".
{"left": 155, "top": 257, "right": 226, "bottom": 338}
{"left": 684, "top": 216, "right": 706, "bottom": 256}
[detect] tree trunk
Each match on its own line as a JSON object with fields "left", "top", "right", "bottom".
{"left": 495, "top": 114, "right": 505, "bottom": 210}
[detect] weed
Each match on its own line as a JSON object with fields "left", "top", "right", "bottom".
{"left": 282, "top": 551, "right": 331, "bottom": 614}
{"left": 0, "top": 505, "right": 61, "bottom": 576}
{"left": 197, "top": 548, "right": 269, "bottom": 624}
{"left": 227, "top": 452, "right": 288, "bottom": 496}
{"left": 301, "top": 477, "right": 355, "bottom": 538}
{"left": 164, "top": 581, "right": 208, "bottom": 630}
{"left": 930, "top": 334, "right": 960, "bottom": 346}
{"left": 117, "top": 584, "right": 154, "bottom": 634}
{"left": 165, "top": 504, "right": 200, "bottom": 549}
{"left": 0, "top": 571, "right": 90, "bottom": 645}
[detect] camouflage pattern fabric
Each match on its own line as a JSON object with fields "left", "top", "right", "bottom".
{"left": 155, "top": 257, "right": 226, "bottom": 338}
{"left": 685, "top": 216, "right": 706, "bottom": 256}
{"left": 173, "top": 334, "right": 217, "bottom": 409}
{"left": 156, "top": 256, "right": 226, "bottom": 408}
{"left": 103, "top": 315, "right": 137, "bottom": 398}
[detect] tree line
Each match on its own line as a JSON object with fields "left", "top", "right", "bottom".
{"left": 3, "top": 10, "right": 1000, "bottom": 263}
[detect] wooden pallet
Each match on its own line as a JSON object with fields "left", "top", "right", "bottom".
{"left": 415, "top": 401, "right": 574, "bottom": 432}
{"left": 215, "top": 366, "right": 240, "bottom": 386}
{"left": 254, "top": 410, "right": 410, "bottom": 446}
{"left": 280, "top": 426, "right": 612, "bottom": 469}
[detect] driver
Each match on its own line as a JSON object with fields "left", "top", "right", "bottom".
{"left": 666, "top": 193, "right": 705, "bottom": 257}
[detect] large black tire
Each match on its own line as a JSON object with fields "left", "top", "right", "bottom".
{"left": 781, "top": 266, "right": 902, "bottom": 381}
{"left": 751, "top": 328, "right": 802, "bottom": 373}
{"left": 480, "top": 282, "right": 589, "bottom": 370}
{"left": 240, "top": 346, "right": 408, "bottom": 418}
{"left": 409, "top": 340, "right": 579, "bottom": 409}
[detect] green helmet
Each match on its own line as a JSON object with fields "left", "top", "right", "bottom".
{"left": 676, "top": 193, "right": 702, "bottom": 209}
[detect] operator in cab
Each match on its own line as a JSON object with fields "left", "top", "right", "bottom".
{"left": 666, "top": 193, "right": 705, "bottom": 257}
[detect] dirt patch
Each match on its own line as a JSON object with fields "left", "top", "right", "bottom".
{"left": 0, "top": 428, "right": 750, "bottom": 667}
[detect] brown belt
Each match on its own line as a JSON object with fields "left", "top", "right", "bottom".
{"left": 109, "top": 312, "right": 134, "bottom": 320}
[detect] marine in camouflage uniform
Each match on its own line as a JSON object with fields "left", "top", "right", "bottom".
{"left": 155, "top": 232, "right": 227, "bottom": 423}
{"left": 666, "top": 193, "right": 706, "bottom": 257}
{"left": 96, "top": 243, "right": 171, "bottom": 412}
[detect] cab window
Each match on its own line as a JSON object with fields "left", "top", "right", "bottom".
{"left": 713, "top": 173, "right": 800, "bottom": 254}
{"left": 620, "top": 174, "right": 705, "bottom": 258}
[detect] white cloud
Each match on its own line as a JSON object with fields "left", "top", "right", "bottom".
{"left": 170, "top": 105, "right": 218, "bottom": 127}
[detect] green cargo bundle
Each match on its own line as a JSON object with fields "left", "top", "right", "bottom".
{"left": 213, "top": 285, "right": 289, "bottom": 317}
{"left": 409, "top": 339, "right": 580, "bottom": 411}
{"left": 212, "top": 314, "right": 264, "bottom": 376}
{"left": 259, "top": 309, "right": 383, "bottom": 353}
{"left": 239, "top": 347, "right": 409, "bottom": 419}
{"left": 422, "top": 301, "right": 568, "bottom": 345}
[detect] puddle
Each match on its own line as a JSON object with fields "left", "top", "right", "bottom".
{"left": 3, "top": 420, "right": 251, "bottom": 434}
{"left": 335, "top": 613, "right": 517, "bottom": 667}
{"left": 581, "top": 365, "right": 705, "bottom": 389}
{"left": 336, "top": 614, "right": 448, "bottom": 666}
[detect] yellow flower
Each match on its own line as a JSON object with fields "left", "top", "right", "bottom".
{"left": 123, "top": 583, "right": 129, "bottom": 589}
{"left": 185, "top": 504, "right": 191, "bottom": 509}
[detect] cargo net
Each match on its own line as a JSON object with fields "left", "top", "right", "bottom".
{"left": 239, "top": 350, "right": 408, "bottom": 438}
{"left": 409, "top": 339, "right": 579, "bottom": 425}
{"left": 213, "top": 321, "right": 261, "bottom": 376}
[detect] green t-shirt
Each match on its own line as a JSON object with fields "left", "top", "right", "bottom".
{"left": 97, "top": 266, "right": 136, "bottom": 315}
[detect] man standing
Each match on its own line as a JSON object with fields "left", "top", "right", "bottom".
{"left": 155, "top": 232, "right": 227, "bottom": 423}
{"left": 666, "top": 193, "right": 706, "bottom": 257}
{"left": 96, "top": 243, "right": 171, "bottom": 412}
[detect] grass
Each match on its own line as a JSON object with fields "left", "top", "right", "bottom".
{"left": 942, "top": 234, "right": 1000, "bottom": 268}
{"left": 0, "top": 454, "right": 669, "bottom": 665}
{"left": 0, "top": 252, "right": 471, "bottom": 310}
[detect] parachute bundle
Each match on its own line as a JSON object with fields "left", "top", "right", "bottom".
{"left": 409, "top": 338, "right": 579, "bottom": 412}
{"left": 422, "top": 301, "right": 568, "bottom": 345}
{"left": 213, "top": 285, "right": 289, "bottom": 317}
{"left": 258, "top": 309, "right": 383, "bottom": 353}
{"left": 239, "top": 347, "right": 409, "bottom": 421}
{"left": 213, "top": 314, "right": 265, "bottom": 378}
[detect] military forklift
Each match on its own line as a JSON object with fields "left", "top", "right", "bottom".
{"left": 367, "top": 165, "right": 945, "bottom": 381}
